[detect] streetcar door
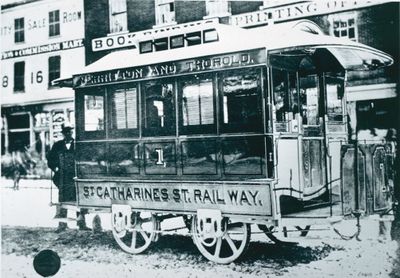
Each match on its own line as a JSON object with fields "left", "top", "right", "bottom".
{"left": 271, "top": 69, "right": 304, "bottom": 206}
{"left": 298, "top": 73, "right": 328, "bottom": 202}
{"left": 324, "top": 74, "right": 347, "bottom": 206}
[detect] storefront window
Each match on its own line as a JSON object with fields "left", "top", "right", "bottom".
{"left": 180, "top": 75, "right": 214, "bottom": 134}
{"left": 34, "top": 112, "right": 50, "bottom": 128}
{"left": 221, "top": 68, "right": 262, "bottom": 132}
{"left": 142, "top": 81, "right": 175, "bottom": 136}
{"left": 84, "top": 95, "right": 104, "bottom": 131}
{"left": 111, "top": 87, "right": 138, "bottom": 130}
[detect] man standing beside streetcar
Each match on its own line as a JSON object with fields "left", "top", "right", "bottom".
{"left": 47, "top": 122, "right": 89, "bottom": 232}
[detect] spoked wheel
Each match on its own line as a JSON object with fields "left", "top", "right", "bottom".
{"left": 192, "top": 215, "right": 251, "bottom": 264}
{"left": 111, "top": 209, "right": 157, "bottom": 254}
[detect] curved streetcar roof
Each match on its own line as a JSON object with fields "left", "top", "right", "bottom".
{"left": 54, "top": 20, "right": 393, "bottom": 87}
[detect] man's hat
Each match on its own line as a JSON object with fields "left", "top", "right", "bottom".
{"left": 61, "top": 122, "right": 74, "bottom": 133}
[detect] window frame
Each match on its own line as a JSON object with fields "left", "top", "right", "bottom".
{"left": 48, "top": 55, "right": 61, "bottom": 88}
{"left": 185, "top": 31, "right": 202, "bottom": 46}
{"left": 141, "top": 78, "right": 176, "bottom": 137}
{"left": 170, "top": 35, "right": 184, "bottom": 49}
{"left": 14, "top": 17, "right": 25, "bottom": 43}
{"left": 204, "top": 0, "right": 231, "bottom": 19}
{"left": 109, "top": 0, "right": 128, "bottom": 34}
{"left": 178, "top": 73, "right": 217, "bottom": 135}
{"left": 48, "top": 10, "right": 60, "bottom": 37}
{"left": 329, "top": 12, "right": 358, "bottom": 42}
{"left": 13, "top": 61, "right": 25, "bottom": 93}
{"left": 108, "top": 84, "right": 140, "bottom": 138}
{"left": 154, "top": 37, "right": 169, "bottom": 52}
{"left": 76, "top": 88, "right": 107, "bottom": 140}
{"left": 139, "top": 40, "right": 153, "bottom": 54}
{"left": 203, "top": 29, "right": 219, "bottom": 43}
{"left": 219, "top": 68, "right": 264, "bottom": 134}
{"left": 155, "top": 0, "right": 176, "bottom": 26}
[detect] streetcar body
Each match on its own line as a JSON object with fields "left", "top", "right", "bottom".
{"left": 55, "top": 20, "right": 394, "bottom": 263}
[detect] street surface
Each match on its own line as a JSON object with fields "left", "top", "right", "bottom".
{"left": 1, "top": 178, "right": 399, "bottom": 277}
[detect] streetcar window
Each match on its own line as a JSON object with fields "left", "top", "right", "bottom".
{"left": 181, "top": 139, "right": 217, "bottom": 175}
{"left": 154, "top": 37, "right": 168, "bottom": 51}
{"left": 299, "top": 74, "right": 320, "bottom": 126}
{"left": 139, "top": 40, "right": 153, "bottom": 53}
{"left": 142, "top": 81, "right": 175, "bottom": 136}
{"left": 170, "top": 35, "right": 184, "bottom": 49}
{"left": 326, "top": 76, "right": 344, "bottom": 122}
{"left": 222, "top": 136, "right": 265, "bottom": 175}
{"left": 186, "top": 31, "right": 201, "bottom": 46}
{"left": 203, "top": 29, "right": 218, "bottom": 43}
{"left": 179, "top": 75, "right": 215, "bottom": 134}
{"left": 272, "top": 69, "right": 299, "bottom": 132}
{"left": 109, "top": 143, "right": 140, "bottom": 175}
{"left": 76, "top": 142, "right": 107, "bottom": 177}
{"left": 221, "top": 68, "right": 262, "bottom": 132}
{"left": 144, "top": 142, "right": 177, "bottom": 175}
{"left": 111, "top": 87, "right": 138, "bottom": 130}
{"left": 84, "top": 95, "right": 104, "bottom": 131}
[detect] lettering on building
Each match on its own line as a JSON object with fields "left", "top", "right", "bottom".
{"left": 1, "top": 10, "right": 82, "bottom": 36}
{"left": 1, "top": 39, "right": 84, "bottom": 59}
{"left": 231, "top": 0, "right": 382, "bottom": 27}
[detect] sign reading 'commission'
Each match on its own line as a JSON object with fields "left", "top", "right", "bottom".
{"left": 77, "top": 180, "right": 273, "bottom": 216}
{"left": 1, "top": 39, "right": 84, "bottom": 60}
{"left": 73, "top": 49, "right": 266, "bottom": 88}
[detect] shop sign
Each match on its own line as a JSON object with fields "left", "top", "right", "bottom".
{"left": 231, "top": 0, "right": 386, "bottom": 28}
{"left": 77, "top": 181, "right": 273, "bottom": 216}
{"left": 1, "top": 10, "right": 82, "bottom": 36}
{"left": 52, "top": 111, "right": 65, "bottom": 141}
{"left": 73, "top": 49, "right": 266, "bottom": 88}
{"left": 91, "top": 18, "right": 218, "bottom": 52}
{"left": 1, "top": 39, "right": 84, "bottom": 60}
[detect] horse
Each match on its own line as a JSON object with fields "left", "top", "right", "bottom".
{"left": 1, "top": 148, "right": 37, "bottom": 190}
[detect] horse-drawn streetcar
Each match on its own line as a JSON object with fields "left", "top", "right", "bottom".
{"left": 54, "top": 20, "right": 394, "bottom": 263}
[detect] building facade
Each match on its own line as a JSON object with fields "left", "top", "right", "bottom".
{"left": 1, "top": 0, "right": 85, "bottom": 160}
{"left": 85, "top": 0, "right": 398, "bottom": 141}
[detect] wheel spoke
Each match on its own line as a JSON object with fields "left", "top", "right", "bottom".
{"left": 130, "top": 231, "right": 137, "bottom": 249}
{"left": 214, "top": 237, "right": 222, "bottom": 258}
{"left": 140, "top": 230, "right": 150, "bottom": 243}
{"left": 224, "top": 233, "right": 238, "bottom": 254}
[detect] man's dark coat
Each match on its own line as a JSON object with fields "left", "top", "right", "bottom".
{"left": 47, "top": 139, "right": 76, "bottom": 202}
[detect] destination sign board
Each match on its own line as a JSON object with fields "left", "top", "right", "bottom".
{"left": 73, "top": 49, "right": 266, "bottom": 88}
{"left": 76, "top": 180, "right": 273, "bottom": 216}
